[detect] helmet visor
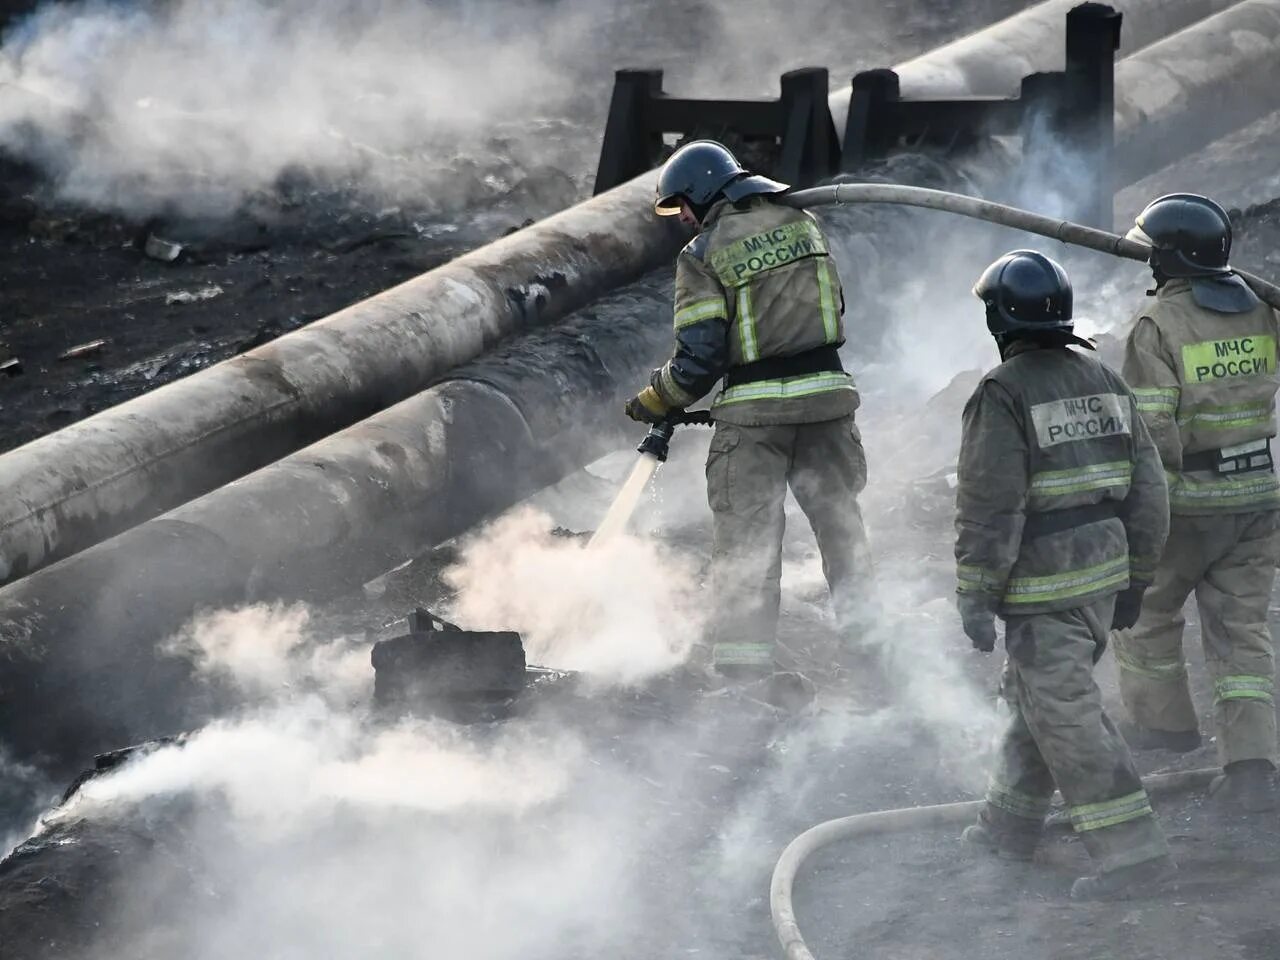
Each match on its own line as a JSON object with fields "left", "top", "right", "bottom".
{"left": 1125, "top": 223, "right": 1154, "bottom": 247}
{"left": 654, "top": 193, "right": 683, "bottom": 216}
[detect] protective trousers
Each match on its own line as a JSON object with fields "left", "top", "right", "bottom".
{"left": 1113, "top": 510, "right": 1279, "bottom": 765}
{"left": 706, "top": 416, "right": 871, "bottom": 671}
{"left": 985, "top": 597, "right": 1169, "bottom": 872}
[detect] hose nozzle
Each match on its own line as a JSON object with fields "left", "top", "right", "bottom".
{"left": 637, "top": 422, "right": 675, "bottom": 461}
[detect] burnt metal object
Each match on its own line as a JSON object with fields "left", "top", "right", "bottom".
{"left": 844, "top": 3, "right": 1121, "bottom": 227}
{"left": 594, "top": 67, "right": 839, "bottom": 194}
{"left": 371, "top": 609, "right": 527, "bottom": 722}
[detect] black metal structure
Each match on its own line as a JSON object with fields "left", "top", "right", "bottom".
{"left": 594, "top": 3, "right": 1121, "bottom": 227}
{"left": 593, "top": 67, "right": 840, "bottom": 195}
{"left": 844, "top": 2, "right": 1120, "bottom": 226}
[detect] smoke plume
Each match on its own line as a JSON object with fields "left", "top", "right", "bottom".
{"left": 0, "top": 0, "right": 589, "bottom": 218}
{"left": 444, "top": 506, "right": 703, "bottom": 685}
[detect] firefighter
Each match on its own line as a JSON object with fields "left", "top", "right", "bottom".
{"left": 624, "top": 140, "right": 871, "bottom": 677}
{"left": 956, "top": 250, "right": 1173, "bottom": 899}
{"left": 1114, "top": 194, "right": 1280, "bottom": 812}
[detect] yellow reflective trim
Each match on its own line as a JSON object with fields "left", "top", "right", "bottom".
{"left": 715, "top": 371, "right": 855, "bottom": 406}
{"left": 1114, "top": 647, "right": 1188, "bottom": 681}
{"left": 987, "top": 779, "right": 1051, "bottom": 820}
{"left": 1029, "top": 460, "right": 1132, "bottom": 497}
{"left": 816, "top": 259, "right": 840, "bottom": 344}
{"left": 1132, "top": 386, "right": 1179, "bottom": 415}
{"left": 1214, "top": 675, "right": 1274, "bottom": 704}
{"left": 1003, "top": 556, "right": 1129, "bottom": 605}
{"left": 1169, "top": 471, "right": 1280, "bottom": 509}
{"left": 708, "top": 219, "right": 828, "bottom": 288}
{"left": 737, "top": 286, "right": 759, "bottom": 363}
{"left": 1177, "top": 404, "right": 1274, "bottom": 431}
{"left": 1069, "top": 790, "right": 1153, "bottom": 831}
{"left": 674, "top": 297, "right": 727, "bottom": 330}
{"left": 1181, "top": 335, "right": 1276, "bottom": 384}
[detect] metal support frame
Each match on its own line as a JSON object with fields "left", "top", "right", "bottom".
{"left": 593, "top": 67, "right": 840, "bottom": 195}
{"left": 842, "top": 3, "right": 1120, "bottom": 226}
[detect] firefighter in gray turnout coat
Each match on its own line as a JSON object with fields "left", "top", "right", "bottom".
{"left": 954, "top": 250, "right": 1174, "bottom": 900}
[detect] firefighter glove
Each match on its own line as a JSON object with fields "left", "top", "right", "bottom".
{"left": 1111, "top": 585, "right": 1147, "bottom": 632}
{"left": 958, "top": 594, "right": 998, "bottom": 653}
{"left": 625, "top": 386, "right": 669, "bottom": 424}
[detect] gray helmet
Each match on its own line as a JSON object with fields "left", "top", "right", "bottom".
{"left": 654, "top": 140, "right": 788, "bottom": 218}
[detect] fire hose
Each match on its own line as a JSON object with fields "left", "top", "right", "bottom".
{"left": 769, "top": 767, "right": 1219, "bottom": 960}
{"left": 782, "top": 184, "right": 1280, "bottom": 310}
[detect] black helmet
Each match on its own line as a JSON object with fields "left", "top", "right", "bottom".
{"left": 973, "top": 250, "right": 1075, "bottom": 338}
{"left": 1125, "top": 193, "right": 1231, "bottom": 279}
{"left": 654, "top": 140, "right": 788, "bottom": 218}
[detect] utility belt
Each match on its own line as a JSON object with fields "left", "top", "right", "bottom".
{"left": 1023, "top": 500, "right": 1120, "bottom": 539}
{"left": 1181, "top": 438, "right": 1275, "bottom": 476}
{"left": 723, "top": 344, "right": 844, "bottom": 388}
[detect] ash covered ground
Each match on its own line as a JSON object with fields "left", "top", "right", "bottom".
{"left": 4, "top": 1, "right": 1280, "bottom": 959}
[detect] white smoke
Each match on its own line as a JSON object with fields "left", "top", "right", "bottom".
{"left": 443, "top": 506, "right": 703, "bottom": 685}
{"left": 0, "top": 0, "right": 590, "bottom": 218}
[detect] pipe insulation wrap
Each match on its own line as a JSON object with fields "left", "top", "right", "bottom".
{"left": 830, "top": 0, "right": 1237, "bottom": 136}
{"left": 1113, "top": 0, "right": 1280, "bottom": 185}
{"left": 0, "top": 171, "right": 677, "bottom": 584}
{"left": 770, "top": 768, "right": 1220, "bottom": 960}
{"left": 0, "top": 0, "right": 1244, "bottom": 585}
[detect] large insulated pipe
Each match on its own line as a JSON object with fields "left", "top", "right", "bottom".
{"left": 1113, "top": 0, "right": 1280, "bottom": 184}
{"left": 831, "top": 0, "right": 1236, "bottom": 133}
{"left": 0, "top": 175, "right": 677, "bottom": 585}
{"left": 0, "top": 284, "right": 677, "bottom": 768}
{"left": 0, "top": 0, "right": 1238, "bottom": 586}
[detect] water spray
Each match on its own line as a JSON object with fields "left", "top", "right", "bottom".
{"left": 589, "top": 410, "right": 713, "bottom": 548}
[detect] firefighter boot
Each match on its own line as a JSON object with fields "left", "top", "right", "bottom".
{"left": 1210, "top": 759, "right": 1280, "bottom": 813}
{"left": 961, "top": 804, "right": 1042, "bottom": 861}
{"left": 1070, "top": 854, "right": 1176, "bottom": 901}
{"left": 1118, "top": 720, "right": 1202, "bottom": 754}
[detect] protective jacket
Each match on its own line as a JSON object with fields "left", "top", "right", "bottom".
{"left": 1122, "top": 279, "right": 1280, "bottom": 515}
{"left": 648, "top": 196, "right": 859, "bottom": 427}
{"left": 955, "top": 342, "right": 1169, "bottom": 616}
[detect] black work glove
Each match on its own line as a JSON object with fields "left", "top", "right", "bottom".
{"left": 624, "top": 386, "right": 668, "bottom": 424}
{"left": 957, "top": 594, "right": 998, "bottom": 653}
{"left": 1111, "top": 585, "right": 1147, "bottom": 632}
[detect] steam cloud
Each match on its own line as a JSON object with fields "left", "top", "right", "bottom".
{"left": 444, "top": 506, "right": 703, "bottom": 686}
{"left": 0, "top": 0, "right": 588, "bottom": 218}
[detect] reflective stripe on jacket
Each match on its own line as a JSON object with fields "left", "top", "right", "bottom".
{"left": 955, "top": 343, "right": 1170, "bottom": 616}
{"left": 1123, "top": 280, "right": 1280, "bottom": 515}
{"left": 649, "top": 196, "right": 859, "bottom": 426}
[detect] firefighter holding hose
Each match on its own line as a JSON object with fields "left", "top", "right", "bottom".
{"left": 624, "top": 140, "right": 872, "bottom": 678}
{"left": 1113, "top": 194, "right": 1280, "bottom": 812}
{"left": 955, "top": 250, "right": 1175, "bottom": 899}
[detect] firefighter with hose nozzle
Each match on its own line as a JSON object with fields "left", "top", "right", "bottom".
{"left": 624, "top": 140, "right": 873, "bottom": 679}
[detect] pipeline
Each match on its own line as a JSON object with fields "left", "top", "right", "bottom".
{"left": 831, "top": 0, "right": 1237, "bottom": 132}
{"left": 0, "top": 0, "right": 1241, "bottom": 586}
{"left": 770, "top": 767, "right": 1219, "bottom": 960}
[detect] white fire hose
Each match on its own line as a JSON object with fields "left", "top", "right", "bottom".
{"left": 769, "top": 767, "right": 1220, "bottom": 960}
{"left": 783, "top": 184, "right": 1280, "bottom": 310}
